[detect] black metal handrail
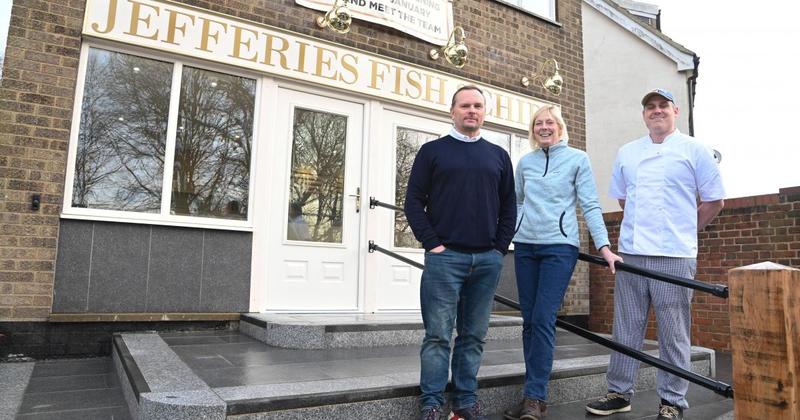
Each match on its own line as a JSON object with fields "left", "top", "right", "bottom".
{"left": 367, "top": 241, "right": 734, "bottom": 399}
{"left": 370, "top": 197, "right": 404, "bottom": 212}
{"left": 578, "top": 254, "right": 728, "bottom": 298}
{"left": 370, "top": 197, "right": 729, "bottom": 299}
{"left": 494, "top": 294, "right": 734, "bottom": 399}
{"left": 367, "top": 196, "right": 734, "bottom": 398}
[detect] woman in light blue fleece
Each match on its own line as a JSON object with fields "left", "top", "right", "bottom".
{"left": 504, "top": 105, "right": 622, "bottom": 420}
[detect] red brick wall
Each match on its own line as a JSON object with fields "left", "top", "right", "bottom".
{"left": 588, "top": 186, "right": 800, "bottom": 351}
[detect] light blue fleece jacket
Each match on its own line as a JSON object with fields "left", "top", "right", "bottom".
{"left": 513, "top": 139, "right": 610, "bottom": 250}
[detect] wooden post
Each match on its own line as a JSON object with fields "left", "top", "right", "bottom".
{"left": 729, "top": 262, "right": 800, "bottom": 420}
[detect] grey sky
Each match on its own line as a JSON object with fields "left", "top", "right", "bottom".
{"left": 657, "top": 0, "right": 800, "bottom": 198}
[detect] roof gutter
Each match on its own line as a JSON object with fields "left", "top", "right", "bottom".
{"left": 687, "top": 54, "right": 699, "bottom": 136}
{"left": 656, "top": 9, "right": 661, "bottom": 30}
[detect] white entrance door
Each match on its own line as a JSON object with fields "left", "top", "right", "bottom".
{"left": 265, "top": 88, "right": 364, "bottom": 311}
{"left": 367, "top": 110, "right": 450, "bottom": 311}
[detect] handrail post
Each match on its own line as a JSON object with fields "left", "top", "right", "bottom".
{"left": 729, "top": 262, "right": 800, "bottom": 419}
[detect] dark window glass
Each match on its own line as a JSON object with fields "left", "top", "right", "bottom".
{"left": 72, "top": 48, "right": 171, "bottom": 212}
{"left": 394, "top": 127, "right": 437, "bottom": 248}
{"left": 170, "top": 66, "right": 256, "bottom": 220}
{"left": 288, "top": 108, "right": 348, "bottom": 243}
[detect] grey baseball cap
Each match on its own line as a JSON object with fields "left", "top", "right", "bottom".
{"left": 641, "top": 88, "right": 675, "bottom": 106}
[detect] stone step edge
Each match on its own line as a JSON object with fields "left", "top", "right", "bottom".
{"left": 112, "top": 332, "right": 226, "bottom": 420}
{"left": 221, "top": 350, "right": 712, "bottom": 416}
{"left": 239, "top": 314, "right": 523, "bottom": 349}
{"left": 240, "top": 313, "right": 523, "bottom": 332}
{"left": 113, "top": 334, "right": 151, "bottom": 401}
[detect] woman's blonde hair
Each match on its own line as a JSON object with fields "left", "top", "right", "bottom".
{"left": 528, "top": 105, "right": 569, "bottom": 149}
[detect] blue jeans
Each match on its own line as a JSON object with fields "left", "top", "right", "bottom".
{"left": 513, "top": 243, "right": 578, "bottom": 400}
{"left": 419, "top": 248, "right": 504, "bottom": 409}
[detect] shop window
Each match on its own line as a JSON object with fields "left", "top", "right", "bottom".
{"left": 67, "top": 47, "right": 256, "bottom": 226}
{"left": 71, "top": 49, "right": 172, "bottom": 212}
{"left": 171, "top": 67, "right": 255, "bottom": 220}
{"left": 482, "top": 129, "right": 511, "bottom": 154}
{"left": 484, "top": 128, "right": 530, "bottom": 170}
{"left": 496, "top": 0, "right": 557, "bottom": 21}
{"left": 511, "top": 135, "right": 531, "bottom": 171}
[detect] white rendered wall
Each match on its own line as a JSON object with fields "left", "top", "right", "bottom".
{"left": 582, "top": 2, "right": 692, "bottom": 212}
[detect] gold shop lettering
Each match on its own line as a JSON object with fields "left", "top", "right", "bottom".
{"left": 85, "top": 0, "right": 546, "bottom": 129}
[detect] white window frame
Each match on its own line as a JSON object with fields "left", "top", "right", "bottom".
{"left": 482, "top": 126, "right": 531, "bottom": 168}
{"left": 62, "top": 40, "right": 263, "bottom": 231}
{"left": 495, "top": 0, "right": 558, "bottom": 23}
{"left": 0, "top": 0, "right": 12, "bottom": 79}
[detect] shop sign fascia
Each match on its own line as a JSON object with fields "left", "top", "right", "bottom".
{"left": 83, "top": 0, "right": 551, "bottom": 131}
{"left": 295, "top": 0, "right": 454, "bottom": 46}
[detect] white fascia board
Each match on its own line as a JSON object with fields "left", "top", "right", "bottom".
{"left": 614, "top": 0, "right": 660, "bottom": 16}
{"left": 584, "top": 0, "right": 695, "bottom": 71}
{"left": 627, "top": 9, "right": 658, "bottom": 20}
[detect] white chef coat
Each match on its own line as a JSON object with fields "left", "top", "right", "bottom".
{"left": 609, "top": 130, "right": 725, "bottom": 257}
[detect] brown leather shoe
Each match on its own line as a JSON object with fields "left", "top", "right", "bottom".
{"left": 519, "top": 398, "right": 547, "bottom": 420}
{"left": 503, "top": 401, "right": 522, "bottom": 420}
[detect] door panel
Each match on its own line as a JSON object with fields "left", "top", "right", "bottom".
{"left": 370, "top": 110, "right": 450, "bottom": 311}
{"left": 266, "top": 89, "right": 363, "bottom": 311}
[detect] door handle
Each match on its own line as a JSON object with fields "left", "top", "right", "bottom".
{"left": 349, "top": 187, "right": 361, "bottom": 213}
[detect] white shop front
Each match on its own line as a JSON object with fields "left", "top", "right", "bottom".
{"left": 65, "top": 0, "right": 549, "bottom": 313}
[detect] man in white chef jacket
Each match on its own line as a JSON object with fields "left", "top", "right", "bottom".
{"left": 585, "top": 89, "right": 725, "bottom": 420}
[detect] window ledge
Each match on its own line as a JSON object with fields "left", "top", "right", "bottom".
{"left": 49, "top": 312, "right": 241, "bottom": 322}
{"left": 494, "top": 1, "right": 562, "bottom": 27}
{"left": 60, "top": 211, "right": 254, "bottom": 232}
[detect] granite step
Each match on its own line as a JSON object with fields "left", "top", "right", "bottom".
{"left": 112, "top": 327, "right": 715, "bottom": 419}
{"left": 239, "top": 313, "right": 524, "bottom": 349}
{"left": 486, "top": 383, "right": 733, "bottom": 419}
{"left": 217, "top": 351, "right": 712, "bottom": 419}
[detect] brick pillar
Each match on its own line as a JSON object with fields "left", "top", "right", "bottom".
{"left": 0, "top": 1, "right": 85, "bottom": 320}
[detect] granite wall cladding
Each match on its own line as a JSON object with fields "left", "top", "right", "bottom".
{"left": 52, "top": 219, "right": 251, "bottom": 313}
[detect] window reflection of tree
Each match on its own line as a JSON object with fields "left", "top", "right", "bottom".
{"left": 290, "top": 109, "right": 347, "bottom": 243}
{"left": 171, "top": 67, "right": 255, "bottom": 220}
{"left": 394, "top": 128, "right": 437, "bottom": 248}
{"left": 72, "top": 49, "right": 171, "bottom": 211}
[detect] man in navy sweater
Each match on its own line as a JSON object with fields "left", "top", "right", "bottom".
{"left": 405, "top": 85, "right": 516, "bottom": 420}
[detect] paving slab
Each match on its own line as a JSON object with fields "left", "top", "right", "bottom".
{"left": 0, "top": 362, "right": 34, "bottom": 420}
{"left": 8, "top": 357, "right": 131, "bottom": 420}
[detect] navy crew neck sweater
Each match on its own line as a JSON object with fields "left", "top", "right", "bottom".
{"left": 404, "top": 135, "right": 516, "bottom": 253}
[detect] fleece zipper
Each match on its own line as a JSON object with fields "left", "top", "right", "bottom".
{"left": 542, "top": 148, "right": 550, "bottom": 176}
{"left": 559, "top": 211, "right": 567, "bottom": 237}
